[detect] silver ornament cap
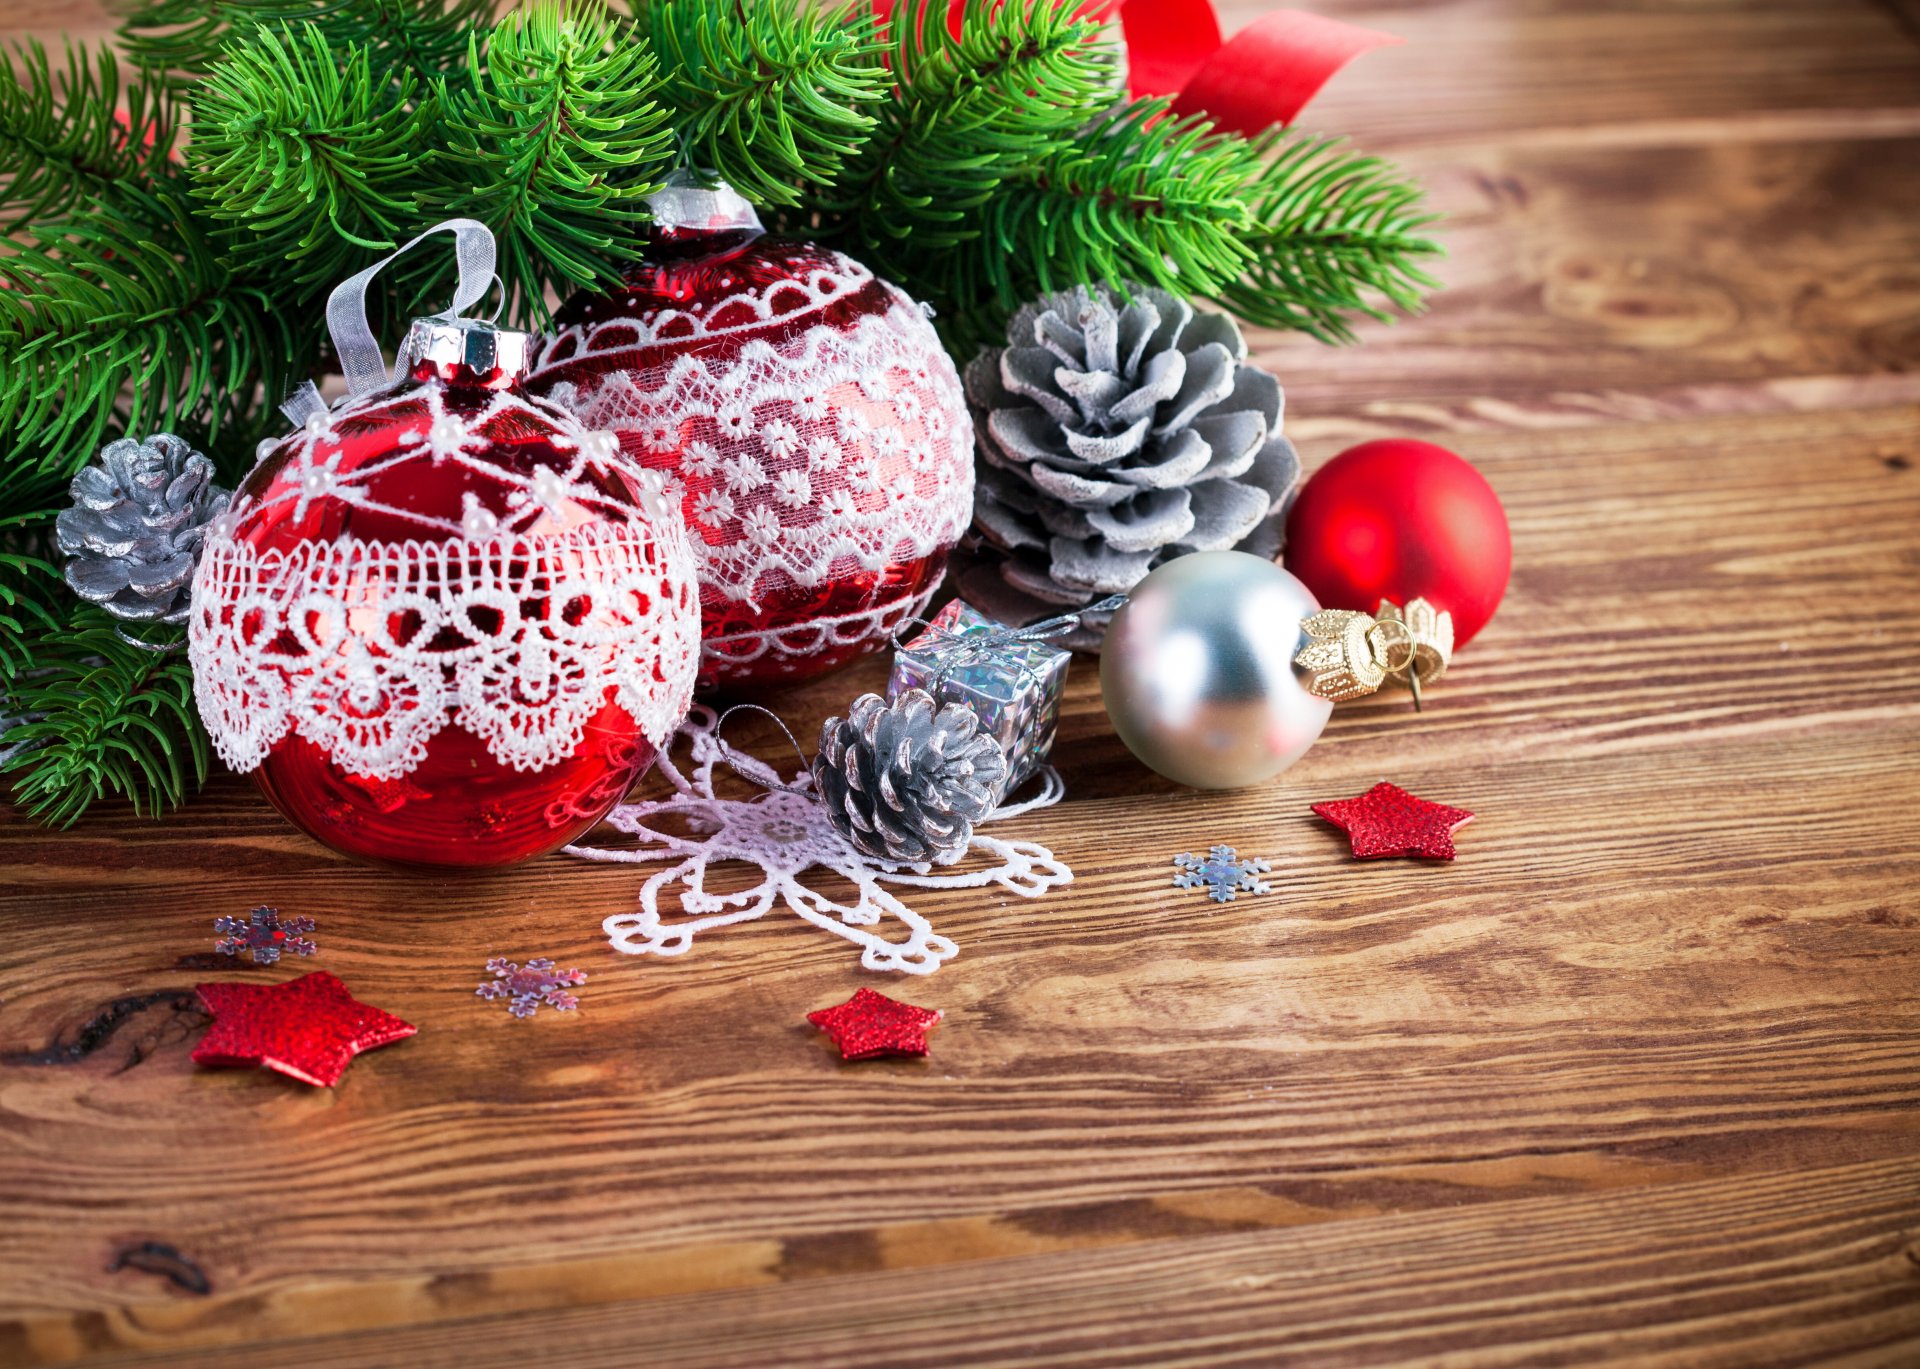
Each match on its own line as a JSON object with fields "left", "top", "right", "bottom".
{"left": 399, "top": 317, "right": 530, "bottom": 390}
{"left": 1099, "top": 551, "right": 1332, "bottom": 789}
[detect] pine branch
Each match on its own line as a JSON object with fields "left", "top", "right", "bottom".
{"left": 0, "top": 485, "right": 62, "bottom": 682}
{"left": 0, "top": 39, "right": 182, "bottom": 233}
{"left": 1215, "top": 130, "right": 1441, "bottom": 344}
{"left": 0, "top": 604, "right": 210, "bottom": 827}
{"left": 0, "top": 194, "right": 303, "bottom": 477}
{"left": 117, "top": 0, "right": 489, "bottom": 84}
{"left": 637, "top": 0, "right": 885, "bottom": 208}
{"left": 820, "top": 0, "right": 1115, "bottom": 257}
{"left": 934, "top": 100, "right": 1262, "bottom": 340}
{"left": 433, "top": 1, "right": 673, "bottom": 323}
{"left": 186, "top": 24, "right": 436, "bottom": 290}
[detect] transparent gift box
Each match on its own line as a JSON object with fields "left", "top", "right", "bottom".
{"left": 887, "top": 600, "right": 1074, "bottom": 796}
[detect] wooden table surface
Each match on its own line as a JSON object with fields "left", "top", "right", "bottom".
{"left": 5, "top": 2, "right": 1920, "bottom": 1365}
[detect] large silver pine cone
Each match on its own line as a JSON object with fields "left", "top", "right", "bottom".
{"left": 814, "top": 690, "right": 1010, "bottom": 866}
{"left": 56, "top": 433, "right": 231, "bottom": 624}
{"left": 964, "top": 284, "right": 1300, "bottom": 647}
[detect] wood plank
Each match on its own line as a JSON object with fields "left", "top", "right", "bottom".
{"left": 1237, "top": 0, "right": 1920, "bottom": 151}
{"left": 1259, "top": 134, "right": 1920, "bottom": 434}
{"left": 38, "top": 1158, "right": 1920, "bottom": 1367}
{"left": 4, "top": 404, "right": 1917, "bottom": 1362}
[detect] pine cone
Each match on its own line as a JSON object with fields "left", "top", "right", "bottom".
{"left": 814, "top": 690, "right": 1010, "bottom": 866}
{"left": 964, "top": 284, "right": 1299, "bottom": 645}
{"left": 56, "top": 433, "right": 230, "bottom": 624}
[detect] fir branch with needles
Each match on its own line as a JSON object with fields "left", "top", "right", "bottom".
{"left": 117, "top": 0, "right": 491, "bottom": 84}
{"left": 0, "top": 607, "right": 212, "bottom": 828}
{"left": 0, "top": 40, "right": 182, "bottom": 232}
{"left": 813, "top": 0, "right": 1115, "bottom": 287}
{"left": 1215, "top": 130, "right": 1442, "bottom": 343}
{"left": 434, "top": 2, "right": 675, "bottom": 319}
{"left": 186, "top": 24, "right": 438, "bottom": 290}
{"left": 0, "top": 193, "right": 301, "bottom": 478}
{"left": 636, "top": 0, "right": 886, "bottom": 208}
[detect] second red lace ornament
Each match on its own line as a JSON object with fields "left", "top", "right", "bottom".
{"left": 527, "top": 175, "right": 975, "bottom": 692}
{"left": 187, "top": 222, "right": 700, "bottom": 867}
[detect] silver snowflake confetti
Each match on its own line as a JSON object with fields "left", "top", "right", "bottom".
{"left": 1173, "top": 846, "right": 1273, "bottom": 903}
{"left": 213, "top": 906, "right": 317, "bottom": 964}
{"left": 476, "top": 958, "right": 586, "bottom": 1019}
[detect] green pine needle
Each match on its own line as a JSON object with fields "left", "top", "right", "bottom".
{"left": 434, "top": 1, "right": 673, "bottom": 321}
{"left": 0, "top": 605, "right": 210, "bottom": 828}
{"left": 0, "top": 193, "right": 300, "bottom": 477}
{"left": 0, "top": 39, "right": 182, "bottom": 233}
{"left": 638, "top": 0, "right": 885, "bottom": 208}
{"left": 823, "top": 0, "right": 1115, "bottom": 248}
{"left": 119, "top": 0, "right": 489, "bottom": 83}
{"left": 1218, "top": 130, "right": 1442, "bottom": 344}
{"left": 187, "top": 24, "right": 437, "bottom": 288}
{"left": 944, "top": 100, "right": 1262, "bottom": 329}
{"left": 0, "top": 500, "right": 62, "bottom": 681}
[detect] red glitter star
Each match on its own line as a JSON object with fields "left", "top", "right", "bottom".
{"left": 1312, "top": 781, "right": 1475, "bottom": 861}
{"left": 807, "top": 988, "right": 942, "bottom": 1061}
{"left": 193, "top": 971, "right": 416, "bottom": 1087}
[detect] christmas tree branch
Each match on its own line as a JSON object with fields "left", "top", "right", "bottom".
{"left": 0, "top": 39, "right": 181, "bottom": 233}
{"left": 0, "top": 605, "right": 211, "bottom": 827}
{"left": 817, "top": 0, "right": 1114, "bottom": 270}
{"left": 186, "top": 24, "right": 437, "bottom": 290}
{"left": 1216, "top": 130, "right": 1442, "bottom": 343}
{"left": 0, "top": 195, "right": 298, "bottom": 476}
{"left": 637, "top": 0, "right": 886, "bottom": 208}
{"left": 435, "top": 2, "right": 673, "bottom": 321}
{"left": 117, "top": 0, "right": 488, "bottom": 83}
{"left": 930, "top": 100, "right": 1262, "bottom": 343}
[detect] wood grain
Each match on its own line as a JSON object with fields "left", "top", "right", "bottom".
{"left": 57, "top": 1158, "right": 1920, "bottom": 1368}
{"left": 4, "top": 1, "right": 1920, "bottom": 1366}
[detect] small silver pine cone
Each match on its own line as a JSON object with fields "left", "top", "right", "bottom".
{"left": 814, "top": 690, "right": 1010, "bottom": 866}
{"left": 56, "top": 433, "right": 230, "bottom": 624}
{"left": 964, "top": 284, "right": 1300, "bottom": 646}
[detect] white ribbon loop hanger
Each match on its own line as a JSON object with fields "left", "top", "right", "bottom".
{"left": 326, "top": 218, "right": 499, "bottom": 397}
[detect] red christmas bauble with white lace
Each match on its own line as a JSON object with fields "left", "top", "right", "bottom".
{"left": 188, "top": 319, "right": 700, "bottom": 868}
{"left": 527, "top": 182, "right": 973, "bottom": 691}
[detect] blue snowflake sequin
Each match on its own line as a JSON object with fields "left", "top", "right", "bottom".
{"left": 213, "top": 907, "right": 317, "bottom": 964}
{"left": 477, "top": 958, "right": 586, "bottom": 1019}
{"left": 1172, "top": 846, "right": 1273, "bottom": 903}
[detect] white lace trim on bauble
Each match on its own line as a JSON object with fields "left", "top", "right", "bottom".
{"left": 548, "top": 256, "right": 875, "bottom": 347}
{"left": 565, "top": 707, "right": 1071, "bottom": 975}
{"left": 188, "top": 522, "right": 700, "bottom": 780}
{"left": 701, "top": 584, "right": 939, "bottom": 676}
{"left": 530, "top": 260, "right": 974, "bottom": 608}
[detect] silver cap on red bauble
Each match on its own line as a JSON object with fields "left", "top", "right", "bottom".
{"left": 400, "top": 317, "right": 530, "bottom": 390}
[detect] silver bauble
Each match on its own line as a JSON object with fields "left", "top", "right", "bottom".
{"left": 1099, "top": 551, "right": 1331, "bottom": 789}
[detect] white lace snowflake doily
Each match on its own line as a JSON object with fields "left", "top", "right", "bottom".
{"left": 564, "top": 706, "right": 1072, "bottom": 974}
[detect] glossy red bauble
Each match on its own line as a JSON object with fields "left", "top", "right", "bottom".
{"left": 528, "top": 209, "right": 973, "bottom": 692}
{"left": 189, "top": 326, "right": 700, "bottom": 868}
{"left": 1283, "top": 439, "right": 1511, "bottom": 646}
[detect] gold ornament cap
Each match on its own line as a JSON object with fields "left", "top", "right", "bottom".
{"left": 1295, "top": 597, "right": 1454, "bottom": 705}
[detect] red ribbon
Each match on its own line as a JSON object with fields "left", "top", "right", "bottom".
{"left": 1123, "top": 2, "right": 1400, "bottom": 134}
{"left": 872, "top": 1, "right": 1396, "bottom": 136}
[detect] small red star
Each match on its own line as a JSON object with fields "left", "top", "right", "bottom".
{"left": 1312, "top": 781, "right": 1474, "bottom": 861}
{"left": 807, "top": 988, "right": 941, "bottom": 1061}
{"left": 193, "top": 971, "right": 416, "bottom": 1087}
